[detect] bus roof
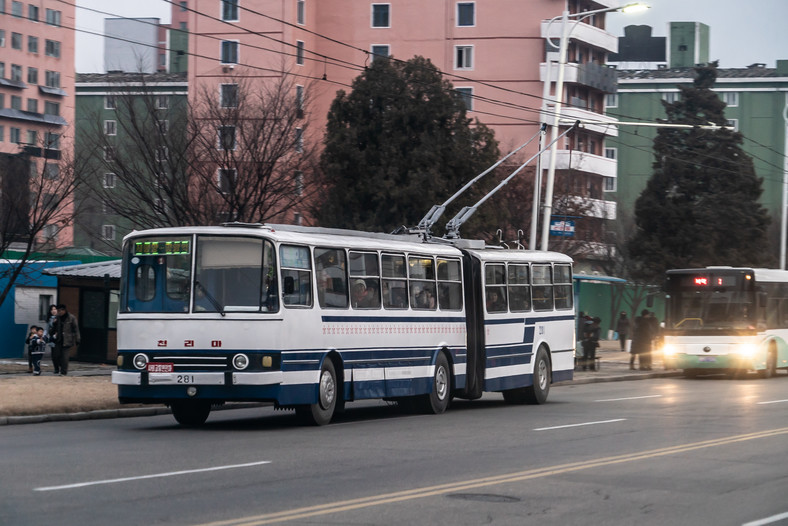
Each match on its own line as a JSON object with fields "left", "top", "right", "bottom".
{"left": 666, "top": 267, "right": 788, "bottom": 283}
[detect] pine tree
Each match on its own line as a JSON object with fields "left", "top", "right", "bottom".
{"left": 317, "top": 56, "right": 500, "bottom": 234}
{"left": 628, "top": 62, "right": 772, "bottom": 282}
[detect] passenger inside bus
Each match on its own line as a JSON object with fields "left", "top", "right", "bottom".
{"left": 486, "top": 288, "right": 506, "bottom": 312}
{"left": 352, "top": 279, "right": 379, "bottom": 308}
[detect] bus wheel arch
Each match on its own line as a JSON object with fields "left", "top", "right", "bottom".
{"left": 296, "top": 354, "right": 340, "bottom": 426}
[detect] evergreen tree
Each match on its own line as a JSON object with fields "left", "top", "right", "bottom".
{"left": 628, "top": 62, "right": 772, "bottom": 282}
{"left": 317, "top": 56, "right": 500, "bottom": 234}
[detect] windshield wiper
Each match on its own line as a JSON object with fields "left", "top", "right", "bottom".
{"left": 194, "top": 280, "right": 226, "bottom": 317}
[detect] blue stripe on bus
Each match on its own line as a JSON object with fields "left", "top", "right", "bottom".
{"left": 321, "top": 315, "right": 466, "bottom": 323}
{"left": 484, "top": 314, "right": 575, "bottom": 326}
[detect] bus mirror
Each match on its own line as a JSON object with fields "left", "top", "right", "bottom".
{"left": 284, "top": 276, "right": 295, "bottom": 295}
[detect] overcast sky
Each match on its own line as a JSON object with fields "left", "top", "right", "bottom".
{"left": 74, "top": 0, "right": 788, "bottom": 72}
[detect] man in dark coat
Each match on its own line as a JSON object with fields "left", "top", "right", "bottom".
{"left": 616, "top": 312, "right": 630, "bottom": 352}
{"left": 53, "top": 304, "right": 80, "bottom": 376}
{"left": 630, "top": 309, "right": 653, "bottom": 370}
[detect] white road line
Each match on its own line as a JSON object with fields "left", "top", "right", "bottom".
{"left": 757, "top": 399, "right": 788, "bottom": 405}
{"left": 742, "top": 510, "right": 788, "bottom": 526}
{"left": 595, "top": 395, "right": 663, "bottom": 402}
{"left": 34, "top": 460, "right": 272, "bottom": 492}
{"left": 534, "top": 419, "right": 626, "bottom": 431}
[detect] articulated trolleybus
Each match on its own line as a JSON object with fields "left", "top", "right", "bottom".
{"left": 662, "top": 267, "right": 788, "bottom": 378}
{"left": 112, "top": 224, "right": 575, "bottom": 425}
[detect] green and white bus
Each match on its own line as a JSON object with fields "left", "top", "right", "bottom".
{"left": 661, "top": 267, "right": 788, "bottom": 378}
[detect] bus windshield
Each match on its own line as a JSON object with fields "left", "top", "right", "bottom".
{"left": 665, "top": 272, "right": 756, "bottom": 330}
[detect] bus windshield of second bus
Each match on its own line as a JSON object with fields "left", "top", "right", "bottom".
{"left": 665, "top": 270, "right": 759, "bottom": 331}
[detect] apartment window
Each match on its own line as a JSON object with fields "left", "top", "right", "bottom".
{"left": 45, "top": 70, "right": 60, "bottom": 88}
{"left": 294, "top": 170, "right": 304, "bottom": 196}
{"left": 217, "top": 168, "right": 237, "bottom": 193}
{"left": 45, "top": 132, "right": 59, "bottom": 149}
{"left": 155, "top": 146, "right": 168, "bottom": 162}
{"left": 221, "top": 40, "right": 239, "bottom": 64}
{"left": 726, "top": 119, "right": 739, "bottom": 132}
{"left": 296, "top": 40, "right": 304, "bottom": 65}
{"left": 297, "top": 0, "right": 305, "bottom": 24}
{"left": 0, "top": 30, "right": 5, "bottom": 47}
{"left": 155, "top": 95, "right": 169, "bottom": 109}
{"left": 295, "top": 127, "right": 303, "bottom": 153}
{"left": 104, "top": 146, "right": 115, "bottom": 161}
{"left": 604, "top": 147, "right": 617, "bottom": 160}
{"left": 222, "top": 0, "right": 238, "bottom": 21}
{"left": 455, "top": 45, "right": 473, "bottom": 69}
{"left": 10, "top": 127, "right": 21, "bottom": 143}
{"left": 26, "top": 129, "right": 36, "bottom": 145}
{"left": 457, "top": 2, "right": 475, "bottom": 26}
{"left": 28, "top": 36, "right": 38, "bottom": 54}
{"left": 38, "top": 295, "right": 53, "bottom": 321}
{"left": 0, "top": 126, "right": 4, "bottom": 141}
{"left": 45, "top": 8, "right": 61, "bottom": 26}
{"left": 11, "top": 1, "right": 21, "bottom": 17}
{"left": 455, "top": 87, "right": 473, "bottom": 111}
{"left": 605, "top": 93, "right": 618, "bottom": 108}
{"left": 295, "top": 84, "right": 304, "bottom": 116}
{"left": 11, "top": 64, "right": 22, "bottom": 81}
{"left": 603, "top": 176, "right": 617, "bottom": 192}
{"left": 179, "top": 21, "right": 187, "bottom": 30}
{"left": 26, "top": 98, "right": 37, "bottom": 113}
{"left": 11, "top": 32, "right": 21, "bottom": 50}
{"left": 370, "top": 45, "right": 389, "bottom": 61}
{"left": 218, "top": 126, "right": 236, "bottom": 150}
{"left": 45, "top": 40, "right": 61, "bottom": 58}
{"left": 722, "top": 91, "right": 739, "bottom": 107}
{"left": 104, "top": 120, "right": 117, "bottom": 136}
{"left": 371, "top": 4, "right": 390, "bottom": 27}
{"left": 28, "top": 4, "right": 38, "bottom": 20}
{"left": 105, "top": 96, "right": 116, "bottom": 110}
{"left": 44, "top": 163, "right": 58, "bottom": 179}
{"left": 27, "top": 67, "right": 37, "bottom": 84}
{"left": 179, "top": 1, "right": 187, "bottom": 10}
{"left": 662, "top": 92, "right": 679, "bottom": 103}
{"left": 42, "top": 224, "right": 57, "bottom": 242}
{"left": 102, "top": 225, "right": 116, "bottom": 241}
{"left": 0, "top": 63, "right": 4, "bottom": 78}
{"left": 220, "top": 83, "right": 238, "bottom": 107}
{"left": 103, "top": 173, "right": 116, "bottom": 188}
{"left": 158, "top": 119, "right": 169, "bottom": 134}
{"left": 10, "top": 95, "right": 21, "bottom": 110}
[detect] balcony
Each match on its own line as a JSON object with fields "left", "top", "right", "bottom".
{"left": 540, "top": 61, "right": 618, "bottom": 93}
{"left": 540, "top": 150, "right": 617, "bottom": 178}
{"left": 566, "top": 196, "right": 617, "bottom": 220}
{"left": 541, "top": 19, "right": 618, "bottom": 54}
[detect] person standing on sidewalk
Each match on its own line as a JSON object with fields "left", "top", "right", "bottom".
{"left": 630, "top": 309, "right": 654, "bottom": 370}
{"left": 53, "top": 304, "right": 80, "bottom": 376}
{"left": 45, "top": 304, "right": 59, "bottom": 374}
{"left": 581, "top": 317, "right": 601, "bottom": 371}
{"left": 616, "top": 312, "right": 630, "bottom": 352}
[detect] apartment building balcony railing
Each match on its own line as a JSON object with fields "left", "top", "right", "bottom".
{"left": 540, "top": 61, "right": 618, "bottom": 93}
{"left": 540, "top": 150, "right": 617, "bottom": 178}
{"left": 564, "top": 196, "right": 617, "bottom": 220}
{"left": 545, "top": 105, "right": 619, "bottom": 137}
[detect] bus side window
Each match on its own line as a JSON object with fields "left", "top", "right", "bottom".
{"left": 437, "top": 259, "right": 463, "bottom": 310}
{"left": 532, "top": 264, "right": 553, "bottom": 311}
{"left": 485, "top": 263, "right": 507, "bottom": 313}
{"left": 349, "top": 251, "right": 381, "bottom": 309}
{"left": 553, "top": 264, "right": 573, "bottom": 310}
{"left": 279, "top": 245, "right": 312, "bottom": 307}
{"left": 508, "top": 264, "right": 530, "bottom": 312}
{"left": 409, "top": 256, "right": 437, "bottom": 310}
{"left": 315, "top": 247, "right": 348, "bottom": 309}
{"left": 382, "top": 254, "right": 408, "bottom": 309}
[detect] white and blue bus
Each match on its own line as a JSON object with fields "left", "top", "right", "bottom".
{"left": 112, "top": 224, "right": 575, "bottom": 425}
{"left": 662, "top": 267, "right": 788, "bottom": 377}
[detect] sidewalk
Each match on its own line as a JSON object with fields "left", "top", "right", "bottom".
{"left": 0, "top": 340, "right": 679, "bottom": 425}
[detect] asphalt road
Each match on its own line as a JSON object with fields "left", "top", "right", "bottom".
{"left": 2, "top": 375, "right": 788, "bottom": 526}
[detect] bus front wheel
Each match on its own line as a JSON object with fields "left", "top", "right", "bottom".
{"left": 524, "top": 346, "right": 551, "bottom": 405}
{"left": 171, "top": 400, "right": 211, "bottom": 427}
{"left": 296, "top": 359, "right": 337, "bottom": 426}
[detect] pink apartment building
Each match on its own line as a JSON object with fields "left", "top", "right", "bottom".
{"left": 0, "top": 0, "right": 76, "bottom": 247}
{"left": 186, "top": 0, "right": 618, "bottom": 253}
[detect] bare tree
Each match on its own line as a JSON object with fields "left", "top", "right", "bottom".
{"left": 80, "top": 72, "right": 320, "bottom": 248}
{"left": 0, "top": 138, "right": 88, "bottom": 308}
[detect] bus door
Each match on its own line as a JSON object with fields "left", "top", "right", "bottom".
{"left": 461, "top": 252, "right": 485, "bottom": 399}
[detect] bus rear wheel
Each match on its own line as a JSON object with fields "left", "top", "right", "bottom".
{"left": 524, "top": 346, "right": 551, "bottom": 405}
{"left": 415, "top": 352, "right": 451, "bottom": 414}
{"left": 171, "top": 400, "right": 211, "bottom": 427}
{"left": 296, "top": 359, "right": 337, "bottom": 426}
{"left": 758, "top": 349, "right": 777, "bottom": 379}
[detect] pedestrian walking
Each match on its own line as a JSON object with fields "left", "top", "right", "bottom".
{"left": 616, "top": 311, "right": 630, "bottom": 352}
{"left": 581, "top": 316, "right": 601, "bottom": 371}
{"left": 630, "top": 309, "right": 654, "bottom": 370}
{"left": 52, "top": 304, "right": 80, "bottom": 376}
{"left": 45, "top": 304, "right": 59, "bottom": 374}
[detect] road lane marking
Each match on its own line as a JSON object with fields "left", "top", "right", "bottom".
{"left": 595, "top": 395, "right": 662, "bottom": 402}
{"left": 742, "top": 510, "right": 788, "bottom": 525}
{"left": 34, "top": 460, "right": 272, "bottom": 492}
{"left": 757, "top": 399, "right": 788, "bottom": 405}
{"left": 195, "top": 427, "right": 788, "bottom": 526}
{"left": 534, "top": 418, "right": 626, "bottom": 431}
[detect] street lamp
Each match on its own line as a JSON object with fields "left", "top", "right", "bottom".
{"left": 540, "top": 2, "right": 649, "bottom": 251}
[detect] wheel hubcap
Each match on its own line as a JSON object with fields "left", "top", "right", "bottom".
{"left": 319, "top": 370, "right": 335, "bottom": 409}
{"left": 435, "top": 365, "right": 448, "bottom": 400}
{"left": 537, "top": 359, "right": 548, "bottom": 390}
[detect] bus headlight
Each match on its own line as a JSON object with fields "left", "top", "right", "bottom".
{"left": 232, "top": 353, "right": 249, "bottom": 370}
{"left": 662, "top": 344, "right": 677, "bottom": 356}
{"left": 735, "top": 344, "right": 757, "bottom": 358}
{"left": 133, "top": 353, "right": 149, "bottom": 370}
